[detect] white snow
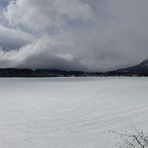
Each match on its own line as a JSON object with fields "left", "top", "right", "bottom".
{"left": 0, "top": 77, "right": 148, "bottom": 148}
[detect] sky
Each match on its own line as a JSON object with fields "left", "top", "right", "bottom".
{"left": 0, "top": 0, "right": 148, "bottom": 71}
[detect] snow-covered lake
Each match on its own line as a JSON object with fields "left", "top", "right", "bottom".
{"left": 0, "top": 77, "right": 148, "bottom": 148}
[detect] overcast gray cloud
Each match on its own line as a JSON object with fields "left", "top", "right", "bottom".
{"left": 0, "top": 0, "right": 148, "bottom": 71}
{"left": 0, "top": 25, "right": 34, "bottom": 49}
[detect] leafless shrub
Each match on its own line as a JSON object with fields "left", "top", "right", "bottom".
{"left": 113, "top": 128, "right": 148, "bottom": 148}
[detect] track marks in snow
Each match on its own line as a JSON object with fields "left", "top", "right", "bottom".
{"left": 0, "top": 77, "right": 148, "bottom": 148}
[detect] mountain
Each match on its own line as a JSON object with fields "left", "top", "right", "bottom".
{"left": 107, "top": 59, "right": 148, "bottom": 76}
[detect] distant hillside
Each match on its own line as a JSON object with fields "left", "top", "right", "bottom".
{"left": 107, "top": 59, "right": 148, "bottom": 76}
{"left": 0, "top": 59, "right": 148, "bottom": 77}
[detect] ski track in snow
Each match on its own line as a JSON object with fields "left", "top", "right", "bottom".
{"left": 0, "top": 77, "right": 147, "bottom": 148}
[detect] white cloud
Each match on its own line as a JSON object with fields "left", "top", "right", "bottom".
{"left": 4, "top": 0, "right": 95, "bottom": 32}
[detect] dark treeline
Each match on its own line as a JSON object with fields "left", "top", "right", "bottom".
{"left": 0, "top": 68, "right": 87, "bottom": 77}
{"left": 0, "top": 68, "right": 148, "bottom": 77}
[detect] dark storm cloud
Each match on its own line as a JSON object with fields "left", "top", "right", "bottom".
{"left": 0, "top": 0, "right": 148, "bottom": 71}
{"left": 0, "top": 0, "right": 9, "bottom": 8}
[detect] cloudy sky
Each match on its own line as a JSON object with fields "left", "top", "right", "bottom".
{"left": 0, "top": 0, "right": 148, "bottom": 71}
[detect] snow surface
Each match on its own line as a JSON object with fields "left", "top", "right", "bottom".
{"left": 0, "top": 77, "right": 148, "bottom": 148}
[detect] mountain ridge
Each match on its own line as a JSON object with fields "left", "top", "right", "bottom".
{"left": 113, "top": 59, "right": 148, "bottom": 74}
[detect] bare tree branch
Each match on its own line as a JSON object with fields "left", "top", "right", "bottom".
{"left": 113, "top": 128, "right": 148, "bottom": 148}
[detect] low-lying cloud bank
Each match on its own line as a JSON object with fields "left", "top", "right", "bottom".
{"left": 0, "top": 37, "right": 86, "bottom": 71}
{"left": 0, "top": 0, "right": 148, "bottom": 72}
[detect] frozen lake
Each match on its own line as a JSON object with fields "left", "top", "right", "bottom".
{"left": 0, "top": 77, "right": 148, "bottom": 148}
